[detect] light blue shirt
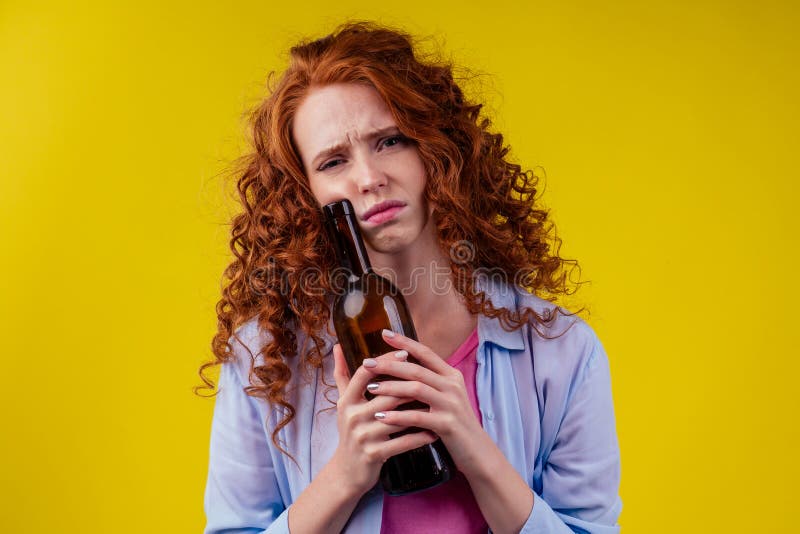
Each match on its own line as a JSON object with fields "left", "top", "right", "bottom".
{"left": 204, "top": 276, "right": 622, "bottom": 533}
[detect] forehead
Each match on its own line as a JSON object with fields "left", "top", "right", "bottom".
{"left": 292, "top": 83, "right": 396, "bottom": 156}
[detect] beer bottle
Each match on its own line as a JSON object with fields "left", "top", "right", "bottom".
{"left": 322, "top": 198, "right": 455, "bottom": 495}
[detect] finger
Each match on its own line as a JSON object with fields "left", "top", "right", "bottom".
{"left": 376, "top": 349, "right": 407, "bottom": 362}
{"left": 380, "top": 329, "right": 453, "bottom": 375}
{"left": 356, "top": 418, "right": 409, "bottom": 440}
{"left": 346, "top": 395, "right": 416, "bottom": 425}
{"left": 376, "top": 430, "right": 439, "bottom": 461}
{"left": 363, "top": 359, "right": 448, "bottom": 392}
{"left": 342, "top": 346, "right": 425, "bottom": 405}
{"left": 374, "top": 408, "right": 439, "bottom": 434}
{"left": 332, "top": 344, "right": 351, "bottom": 397}
{"left": 364, "top": 379, "right": 439, "bottom": 406}
{"left": 343, "top": 395, "right": 416, "bottom": 433}
{"left": 341, "top": 363, "right": 384, "bottom": 404}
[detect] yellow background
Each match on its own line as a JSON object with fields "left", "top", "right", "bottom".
{"left": 1, "top": 1, "right": 797, "bottom": 532}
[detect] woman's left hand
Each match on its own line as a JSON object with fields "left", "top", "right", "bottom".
{"left": 362, "top": 328, "right": 485, "bottom": 474}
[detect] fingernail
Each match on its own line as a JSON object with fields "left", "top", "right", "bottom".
{"left": 394, "top": 350, "right": 408, "bottom": 360}
{"left": 366, "top": 383, "right": 380, "bottom": 392}
{"left": 374, "top": 412, "right": 387, "bottom": 420}
{"left": 363, "top": 358, "right": 377, "bottom": 368}
{"left": 382, "top": 329, "right": 396, "bottom": 338}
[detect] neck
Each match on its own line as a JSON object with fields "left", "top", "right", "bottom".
{"left": 378, "top": 257, "right": 477, "bottom": 359}
{"left": 371, "top": 236, "right": 470, "bottom": 334}
{"left": 368, "top": 214, "right": 448, "bottom": 305}
{"left": 367, "top": 222, "right": 477, "bottom": 357}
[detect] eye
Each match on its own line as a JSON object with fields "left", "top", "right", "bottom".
{"left": 318, "top": 158, "right": 344, "bottom": 171}
{"left": 380, "top": 135, "right": 407, "bottom": 149}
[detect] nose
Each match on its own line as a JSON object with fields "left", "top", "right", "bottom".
{"left": 353, "top": 157, "right": 387, "bottom": 194}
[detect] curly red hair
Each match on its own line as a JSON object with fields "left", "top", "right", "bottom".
{"left": 196, "top": 21, "right": 582, "bottom": 455}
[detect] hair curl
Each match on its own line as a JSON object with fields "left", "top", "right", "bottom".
{"left": 196, "top": 21, "right": 583, "bottom": 456}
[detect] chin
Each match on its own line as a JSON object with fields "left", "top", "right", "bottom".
{"left": 365, "top": 218, "right": 429, "bottom": 252}
{"left": 366, "top": 239, "right": 408, "bottom": 255}
{"left": 364, "top": 230, "right": 413, "bottom": 254}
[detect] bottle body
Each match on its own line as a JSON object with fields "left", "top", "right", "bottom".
{"left": 332, "top": 272, "right": 455, "bottom": 495}
{"left": 323, "top": 198, "right": 455, "bottom": 496}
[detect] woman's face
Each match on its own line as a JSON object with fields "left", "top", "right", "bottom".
{"left": 292, "top": 83, "right": 432, "bottom": 255}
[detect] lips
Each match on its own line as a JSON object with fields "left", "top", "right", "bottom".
{"left": 361, "top": 200, "right": 406, "bottom": 223}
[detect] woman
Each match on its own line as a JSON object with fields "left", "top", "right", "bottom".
{"left": 199, "top": 21, "right": 621, "bottom": 534}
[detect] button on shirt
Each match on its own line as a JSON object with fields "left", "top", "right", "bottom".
{"left": 203, "top": 276, "right": 622, "bottom": 533}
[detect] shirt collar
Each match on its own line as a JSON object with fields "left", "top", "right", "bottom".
{"left": 475, "top": 273, "right": 526, "bottom": 351}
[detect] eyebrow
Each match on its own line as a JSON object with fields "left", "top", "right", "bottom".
{"left": 311, "top": 126, "right": 401, "bottom": 168}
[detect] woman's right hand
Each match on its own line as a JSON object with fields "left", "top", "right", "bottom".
{"left": 330, "top": 343, "right": 438, "bottom": 495}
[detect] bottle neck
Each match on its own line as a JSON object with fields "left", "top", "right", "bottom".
{"left": 326, "top": 213, "right": 373, "bottom": 277}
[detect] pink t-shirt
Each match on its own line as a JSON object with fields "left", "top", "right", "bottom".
{"left": 379, "top": 328, "right": 488, "bottom": 533}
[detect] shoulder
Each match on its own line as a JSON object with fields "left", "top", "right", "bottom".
{"left": 509, "top": 291, "right": 615, "bottom": 442}
{"left": 512, "top": 286, "right": 605, "bottom": 385}
{"left": 518, "top": 289, "right": 597, "bottom": 345}
{"left": 225, "top": 314, "right": 325, "bottom": 391}
{"left": 223, "top": 314, "right": 273, "bottom": 386}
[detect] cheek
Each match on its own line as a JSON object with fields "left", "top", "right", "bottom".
{"left": 396, "top": 153, "right": 428, "bottom": 195}
{"left": 308, "top": 177, "right": 344, "bottom": 207}
{"left": 308, "top": 180, "right": 324, "bottom": 205}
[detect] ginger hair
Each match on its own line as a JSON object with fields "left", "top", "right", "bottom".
{"left": 196, "top": 21, "right": 582, "bottom": 455}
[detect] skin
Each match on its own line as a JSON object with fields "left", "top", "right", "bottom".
{"left": 288, "top": 82, "right": 534, "bottom": 534}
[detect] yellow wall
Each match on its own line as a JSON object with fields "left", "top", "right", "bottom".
{"left": 1, "top": 1, "right": 797, "bottom": 532}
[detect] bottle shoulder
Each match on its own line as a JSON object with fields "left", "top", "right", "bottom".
{"left": 334, "top": 271, "right": 401, "bottom": 294}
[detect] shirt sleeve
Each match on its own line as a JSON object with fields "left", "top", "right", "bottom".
{"left": 203, "top": 359, "right": 290, "bottom": 534}
{"left": 520, "top": 337, "right": 623, "bottom": 534}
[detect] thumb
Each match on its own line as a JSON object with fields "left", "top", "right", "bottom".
{"left": 332, "top": 343, "right": 351, "bottom": 397}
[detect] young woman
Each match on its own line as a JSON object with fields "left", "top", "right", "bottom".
{"left": 199, "top": 22, "right": 621, "bottom": 534}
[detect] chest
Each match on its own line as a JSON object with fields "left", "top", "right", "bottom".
{"left": 415, "top": 314, "right": 479, "bottom": 362}
{"left": 271, "top": 339, "right": 549, "bottom": 532}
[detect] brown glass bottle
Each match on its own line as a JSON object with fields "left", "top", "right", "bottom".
{"left": 323, "top": 199, "right": 455, "bottom": 496}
